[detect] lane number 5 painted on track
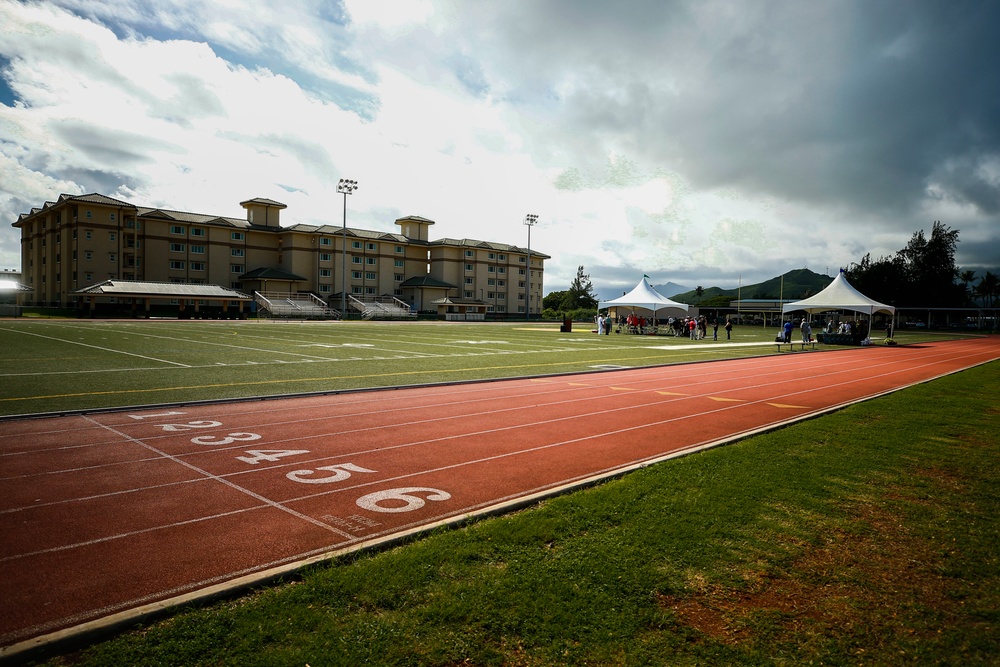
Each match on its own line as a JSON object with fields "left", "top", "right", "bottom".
{"left": 286, "top": 463, "right": 377, "bottom": 484}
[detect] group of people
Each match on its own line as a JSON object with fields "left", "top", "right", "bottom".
{"left": 781, "top": 318, "right": 813, "bottom": 343}
{"left": 596, "top": 313, "right": 734, "bottom": 340}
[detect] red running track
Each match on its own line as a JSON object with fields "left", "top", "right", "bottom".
{"left": 1, "top": 337, "right": 998, "bottom": 656}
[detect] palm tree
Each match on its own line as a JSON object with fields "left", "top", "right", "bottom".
{"left": 695, "top": 286, "right": 704, "bottom": 304}
{"left": 960, "top": 269, "right": 977, "bottom": 305}
{"left": 977, "top": 272, "right": 999, "bottom": 308}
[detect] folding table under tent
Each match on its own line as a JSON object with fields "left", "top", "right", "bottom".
{"left": 781, "top": 270, "right": 895, "bottom": 341}
{"left": 600, "top": 276, "right": 689, "bottom": 321}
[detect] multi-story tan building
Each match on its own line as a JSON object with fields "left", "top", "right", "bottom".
{"left": 13, "top": 193, "right": 548, "bottom": 316}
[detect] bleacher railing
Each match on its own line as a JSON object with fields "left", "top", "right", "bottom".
{"left": 254, "top": 291, "right": 341, "bottom": 320}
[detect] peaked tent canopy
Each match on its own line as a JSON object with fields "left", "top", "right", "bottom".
{"left": 781, "top": 270, "right": 895, "bottom": 317}
{"left": 600, "top": 276, "right": 689, "bottom": 315}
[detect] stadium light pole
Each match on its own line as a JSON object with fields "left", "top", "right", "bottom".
{"left": 524, "top": 214, "right": 538, "bottom": 320}
{"left": 338, "top": 178, "right": 358, "bottom": 318}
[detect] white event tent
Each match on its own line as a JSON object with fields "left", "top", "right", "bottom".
{"left": 781, "top": 270, "right": 895, "bottom": 335}
{"left": 601, "top": 276, "right": 689, "bottom": 319}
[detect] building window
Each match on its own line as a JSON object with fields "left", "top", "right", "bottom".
{"left": 319, "top": 269, "right": 331, "bottom": 277}
{"left": 320, "top": 253, "right": 332, "bottom": 261}
{"left": 85, "top": 210, "right": 92, "bottom": 219}
{"left": 352, "top": 256, "right": 362, "bottom": 264}
{"left": 169, "top": 261, "right": 185, "bottom": 270}
{"left": 464, "top": 277, "right": 473, "bottom": 285}
{"left": 488, "top": 266, "right": 495, "bottom": 273}
{"left": 85, "top": 230, "right": 92, "bottom": 240}
{"left": 365, "top": 287, "right": 376, "bottom": 295}
{"left": 109, "top": 213, "right": 116, "bottom": 222}
{"left": 231, "top": 232, "right": 245, "bottom": 241}
{"left": 488, "top": 252, "right": 496, "bottom": 260}
{"left": 190, "top": 227, "right": 205, "bottom": 237}
{"left": 464, "top": 291, "right": 473, "bottom": 298}
{"left": 366, "top": 242, "right": 376, "bottom": 251}
{"left": 109, "top": 232, "right": 116, "bottom": 241}
{"left": 190, "top": 262, "right": 205, "bottom": 271}
{"left": 465, "top": 250, "right": 474, "bottom": 258}
{"left": 85, "top": 251, "right": 93, "bottom": 261}
{"left": 365, "top": 257, "right": 375, "bottom": 265}
{"left": 319, "top": 285, "right": 331, "bottom": 293}
{"left": 498, "top": 267, "right": 506, "bottom": 274}
{"left": 190, "top": 245, "right": 206, "bottom": 254}
{"left": 85, "top": 273, "right": 93, "bottom": 281}
{"left": 394, "top": 259, "right": 404, "bottom": 268}
{"left": 352, "top": 241, "right": 362, "bottom": 249}
{"left": 395, "top": 245, "right": 403, "bottom": 253}
{"left": 320, "top": 237, "right": 332, "bottom": 246}
{"left": 365, "top": 272, "right": 376, "bottom": 280}
{"left": 109, "top": 253, "right": 116, "bottom": 263}
{"left": 231, "top": 264, "right": 244, "bottom": 273}
{"left": 487, "top": 292, "right": 496, "bottom": 299}
{"left": 498, "top": 280, "right": 506, "bottom": 287}
{"left": 352, "top": 271, "right": 362, "bottom": 279}
{"left": 171, "top": 225, "right": 185, "bottom": 235}
{"left": 170, "top": 243, "right": 185, "bottom": 252}
{"left": 498, "top": 254, "right": 506, "bottom": 261}
{"left": 231, "top": 248, "right": 245, "bottom": 257}
{"left": 352, "top": 286, "right": 363, "bottom": 294}
{"left": 488, "top": 278, "right": 496, "bottom": 286}
{"left": 394, "top": 274, "right": 403, "bottom": 282}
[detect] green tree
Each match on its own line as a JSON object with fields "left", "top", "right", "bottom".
{"left": 561, "top": 266, "right": 599, "bottom": 310}
{"left": 976, "top": 271, "right": 999, "bottom": 307}
{"left": 960, "top": 269, "right": 977, "bottom": 305}
{"left": 695, "top": 286, "right": 704, "bottom": 303}
{"left": 846, "top": 222, "right": 963, "bottom": 307}
{"left": 543, "top": 290, "right": 569, "bottom": 311}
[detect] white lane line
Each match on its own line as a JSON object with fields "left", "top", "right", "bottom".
{"left": 0, "top": 326, "right": 190, "bottom": 367}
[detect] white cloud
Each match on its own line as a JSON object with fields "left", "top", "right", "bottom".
{"left": 1, "top": 0, "right": 998, "bottom": 291}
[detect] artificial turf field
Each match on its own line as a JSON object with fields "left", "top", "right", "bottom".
{"left": 0, "top": 318, "right": 884, "bottom": 418}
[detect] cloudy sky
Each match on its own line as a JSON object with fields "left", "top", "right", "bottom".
{"left": 2, "top": 0, "right": 998, "bottom": 298}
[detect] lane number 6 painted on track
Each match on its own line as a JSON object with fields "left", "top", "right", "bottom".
{"left": 355, "top": 487, "right": 451, "bottom": 513}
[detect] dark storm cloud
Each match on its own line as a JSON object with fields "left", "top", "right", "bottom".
{"left": 461, "top": 0, "right": 1000, "bottom": 222}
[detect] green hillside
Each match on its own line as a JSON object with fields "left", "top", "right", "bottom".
{"left": 671, "top": 268, "right": 833, "bottom": 305}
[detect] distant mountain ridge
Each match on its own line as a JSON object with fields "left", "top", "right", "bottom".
{"left": 668, "top": 268, "right": 833, "bottom": 305}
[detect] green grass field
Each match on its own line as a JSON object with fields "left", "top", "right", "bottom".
{"left": 0, "top": 318, "right": 966, "bottom": 417}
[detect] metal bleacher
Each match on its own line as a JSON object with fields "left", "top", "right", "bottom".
{"left": 254, "top": 291, "right": 341, "bottom": 320}
{"left": 344, "top": 294, "right": 416, "bottom": 320}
